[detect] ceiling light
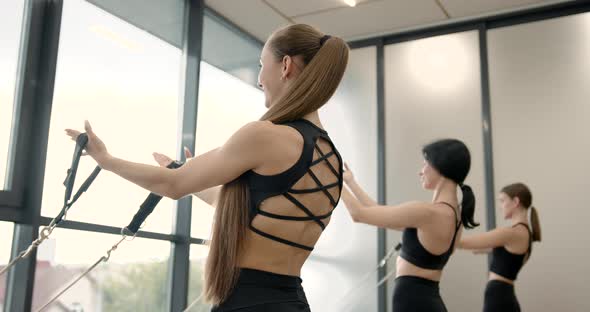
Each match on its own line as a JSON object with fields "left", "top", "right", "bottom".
{"left": 344, "top": 0, "right": 356, "bottom": 7}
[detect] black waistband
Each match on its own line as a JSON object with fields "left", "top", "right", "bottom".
{"left": 395, "top": 275, "right": 440, "bottom": 288}
{"left": 237, "top": 268, "right": 303, "bottom": 288}
{"left": 487, "top": 279, "right": 515, "bottom": 288}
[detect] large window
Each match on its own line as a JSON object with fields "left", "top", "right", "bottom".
{"left": 187, "top": 244, "right": 210, "bottom": 312}
{"left": 0, "top": 222, "right": 15, "bottom": 308}
{"left": 41, "top": 0, "right": 184, "bottom": 234}
{"left": 0, "top": 0, "right": 25, "bottom": 189}
{"left": 190, "top": 10, "right": 265, "bottom": 239}
{"left": 31, "top": 228, "right": 170, "bottom": 311}
{"left": 190, "top": 62, "right": 265, "bottom": 239}
{"left": 201, "top": 13, "right": 262, "bottom": 88}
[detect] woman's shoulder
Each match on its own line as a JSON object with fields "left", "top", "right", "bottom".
{"left": 229, "top": 121, "right": 302, "bottom": 153}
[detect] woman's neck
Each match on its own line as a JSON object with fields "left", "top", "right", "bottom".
{"left": 303, "top": 111, "right": 322, "bottom": 128}
{"left": 511, "top": 208, "right": 528, "bottom": 225}
{"left": 432, "top": 180, "right": 459, "bottom": 207}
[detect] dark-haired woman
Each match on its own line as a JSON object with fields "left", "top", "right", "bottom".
{"left": 341, "top": 139, "right": 479, "bottom": 311}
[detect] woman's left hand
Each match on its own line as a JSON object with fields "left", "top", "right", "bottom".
{"left": 65, "top": 120, "right": 111, "bottom": 168}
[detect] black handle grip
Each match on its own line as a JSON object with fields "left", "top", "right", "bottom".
{"left": 126, "top": 193, "right": 164, "bottom": 233}
{"left": 77, "top": 166, "right": 102, "bottom": 195}
{"left": 63, "top": 133, "right": 89, "bottom": 203}
{"left": 125, "top": 160, "right": 184, "bottom": 233}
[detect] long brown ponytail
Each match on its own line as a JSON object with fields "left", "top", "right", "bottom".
{"left": 530, "top": 206, "right": 541, "bottom": 242}
{"left": 501, "top": 183, "right": 541, "bottom": 242}
{"left": 204, "top": 24, "right": 349, "bottom": 305}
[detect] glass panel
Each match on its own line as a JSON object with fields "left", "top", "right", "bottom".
{"left": 0, "top": 221, "right": 15, "bottom": 308}
{"left": 384, "top": 30, "right": 487, "bottom": 311}
{"left": 202, "top": 13, "right": 262, "bottom": 87}
{"left": 0, "top": 0, "right": 25, "bottom": 189}
{"left": 86, "top": 0, "right": 185, "bottom": 48}
{"left": 190, "top": 62, "right": 265, "bottom": 239}
{"left": 187, "top": 244, "right": 210, "bottom": 311}
{"left": 42, "top": 0, "right": 184, "bottom": 233}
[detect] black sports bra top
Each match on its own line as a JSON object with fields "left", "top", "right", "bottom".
{"left": 489, "top": 223, "right": 532, "bottom": 280}
{"left": 400, "top": 202, "right": 461, "bottom": 270}
{"left": 241, "top": 119, "right": 343, "bottom": 251}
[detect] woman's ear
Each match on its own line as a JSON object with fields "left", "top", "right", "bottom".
{"left": 281, "top": 55, "right": 293, "bottom": 80}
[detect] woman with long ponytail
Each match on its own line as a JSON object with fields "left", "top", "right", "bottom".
{"left": 203, "top": 25, "right": 349, "bottom": 311}
{"left": 459, "top": 182, "right": 541, "bottom": 311}
{"left": 68, "top": 24, "right": 349, "bottom": 311}
{"left": 341, "top": 139, "right": 478, "bottom": 311}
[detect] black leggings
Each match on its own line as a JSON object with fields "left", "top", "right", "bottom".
{"left": 392, "top": 275, "right": 446, "bottom": 312}
{"left": 211, "top": 268, "right": 310, "bottom": 312}
{"left": 484, "top": 280, "right": 520, "bottom": 312}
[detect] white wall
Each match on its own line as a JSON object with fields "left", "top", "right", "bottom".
{"left": 488, "top": 12, "right": 590, "bottom": 312}
{"left": 302, "top": 46, "right": 379, "bottom": 312}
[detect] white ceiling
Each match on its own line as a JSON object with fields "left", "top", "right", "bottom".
{"left": 205, "top": 0, "right": 575, "bottom": 42}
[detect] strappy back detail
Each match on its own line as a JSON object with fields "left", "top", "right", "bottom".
{"left": 242, "top": 119, "right": 343, "bottom": 251}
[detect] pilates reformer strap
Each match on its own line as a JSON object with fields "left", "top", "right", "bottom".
{"left": 340, "top": 265, "right": 401, "bottom": 312}
{"left": 51, "top": 133, "right": 103, "bottom": 228}
{"left": 54, "top": 166, "right": 101, "bottom": 226}
{"left": 183, "top": 293, "right": 205, "bottom": 312}
{"left": 333, "top": 242, "right": 402, "bottom": 312}
{"left": 0, "top": 133, "right": 101, "bottom": 277}
{"left": 55, "top": 133, "right": 102, "bottom": 226}
{"left": 36, "top": 158, "right": 188, "bottom": 310}
{"left": 36, "top": 230, "right": 132, "bottom": 312}
{"left": 341, "top": 243, "right": 401, "bottom": 294}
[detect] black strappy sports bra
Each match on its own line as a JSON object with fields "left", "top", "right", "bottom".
{"left": 241, "top": 119, "right": 343, "bottom": 251}
{"left": 400, "top": 202, "right": 461, "bottom": 270}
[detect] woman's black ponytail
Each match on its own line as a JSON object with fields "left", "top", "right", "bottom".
{"left": 460, "top": 184, "right": 479, "bottom": 229}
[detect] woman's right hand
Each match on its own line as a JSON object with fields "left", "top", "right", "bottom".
{"left": 152, "top": 147, "right": 193, "bottom": 167}
{"left": 341, "top": 187, "right": 363, "bottom": 222}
